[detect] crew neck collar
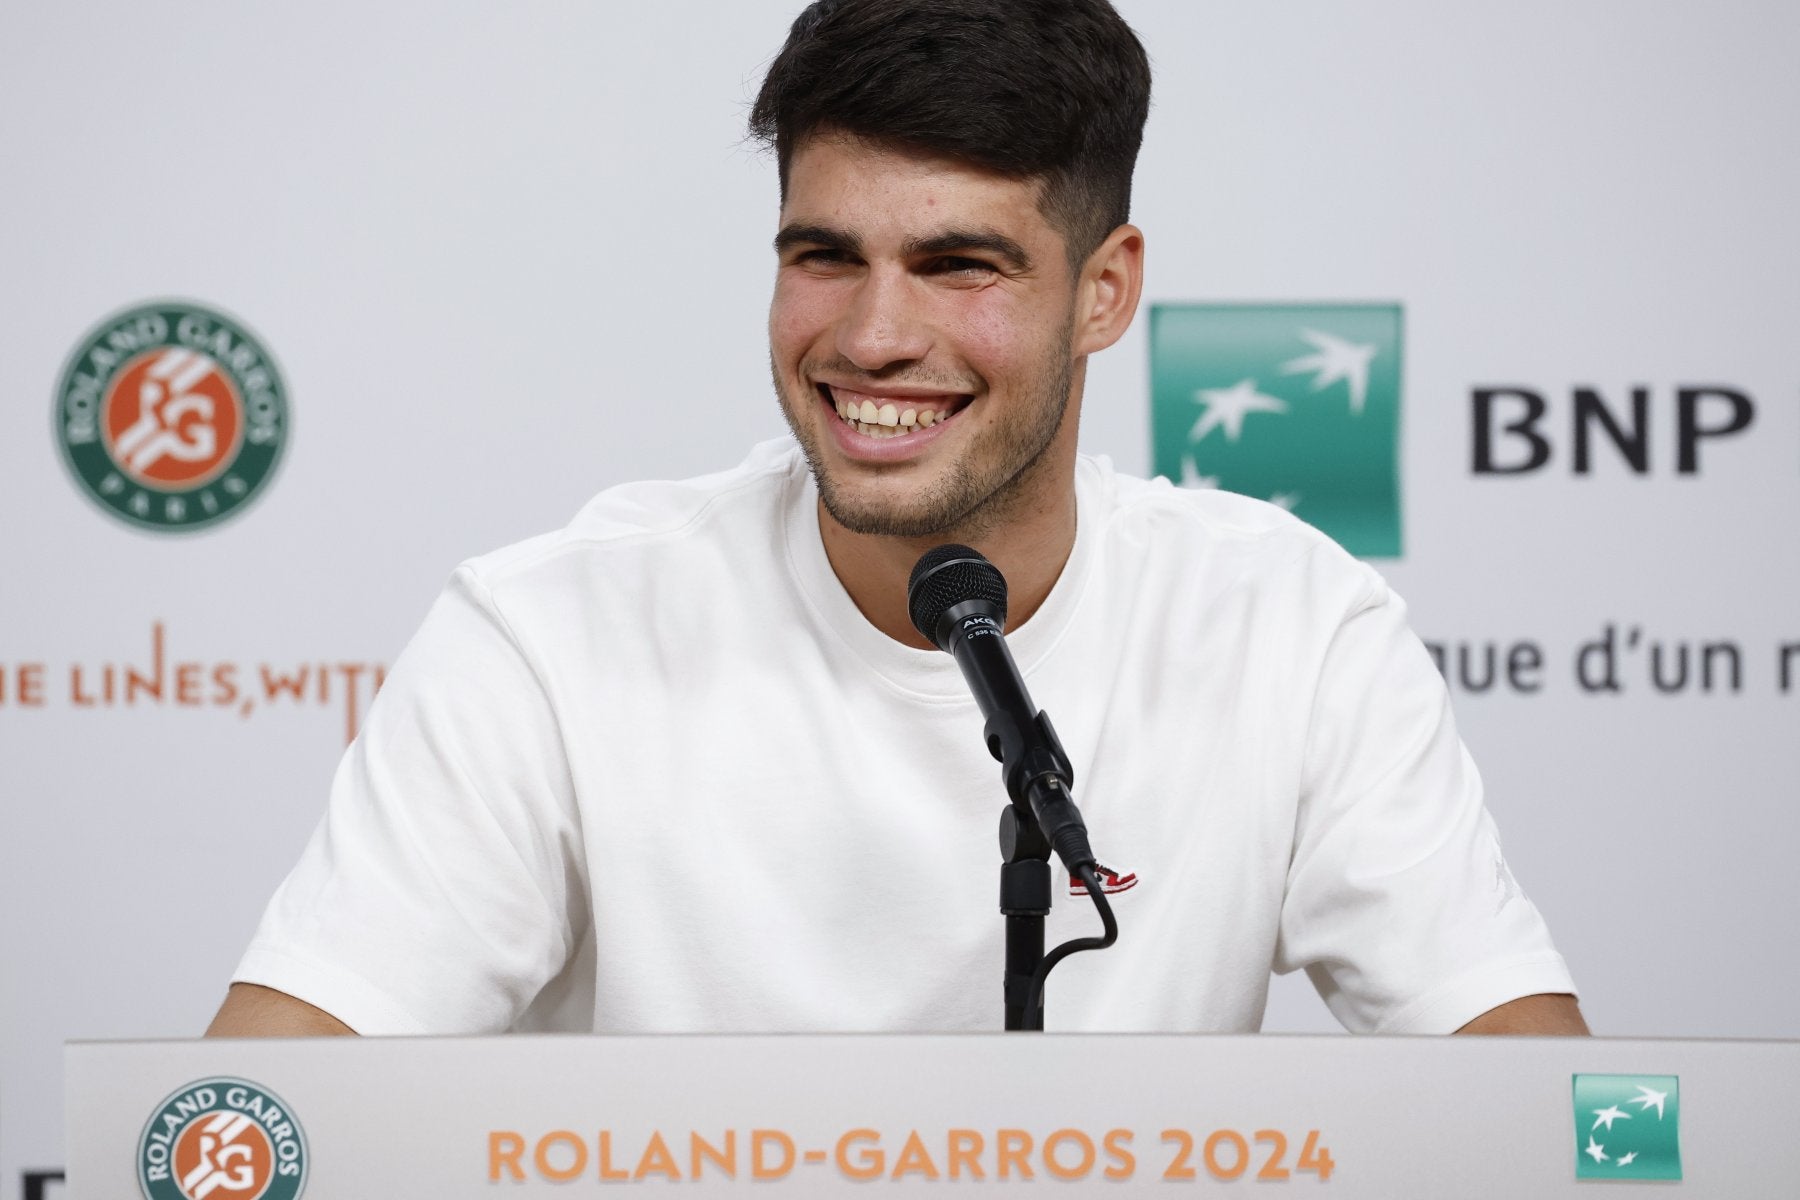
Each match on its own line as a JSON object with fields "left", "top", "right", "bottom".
{"left": 780, "top": 444, "right": 1104, "bottom": 702}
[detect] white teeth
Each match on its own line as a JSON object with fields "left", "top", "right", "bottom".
{"left": 828, "top": 389, "right": 958, "bottom": 437}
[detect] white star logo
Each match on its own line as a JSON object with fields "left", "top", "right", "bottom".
{"left": 1178, "top": 453, "right": 1219, "bottom": 490}
{"left": 1279, "top": 328, "right": 1378, "bottom": 414}
{"left": 1591, "top": 1105, "right": 1632, "bottom": 1132}
{"left": 1629, "top": 1086, "right": 1669, "bottom": 1119}
{"left": 1189, "top": 378, "right": 1288, "bottom": 443}
{"left": 1584, "top": 1136, "right": 1609, "bottom": 1165}
{"left": 1617, "top": 1151, "right": 1638, "bottom": 1166}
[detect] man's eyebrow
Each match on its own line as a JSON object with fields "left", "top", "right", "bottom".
{"left": 773, "top": 223, "right": 1033, "bottom": 272}
{"left": 773, "top": 223, "right": 862, "bottom": 256}
{"left": 904, "top": 229, "right": 1033, "bottom": 271}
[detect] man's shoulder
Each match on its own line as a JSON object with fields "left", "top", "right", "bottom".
{"left": 463, "top": 439, "right": 802, "bottom": 590}
{"left": 1079, "top": 455, "right": 1386, "bottom": 621}
{"left": 1085, "top": 455, "right": 1355, "bottom": 560}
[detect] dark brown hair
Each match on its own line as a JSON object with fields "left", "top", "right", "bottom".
{"left": 749, "top": 0, "right": 1152, "bottom": 265}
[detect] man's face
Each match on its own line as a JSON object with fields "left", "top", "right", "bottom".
{"left": 769, "top": 133, "right": 1082, "bottom": 540}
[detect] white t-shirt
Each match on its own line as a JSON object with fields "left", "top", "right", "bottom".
{"left": 235, "top": 439, "right": 1575, "bottom": 1036}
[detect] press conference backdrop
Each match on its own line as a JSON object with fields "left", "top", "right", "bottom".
{"left": 2, "top": 2, "right": 1795, "bottom": 1194}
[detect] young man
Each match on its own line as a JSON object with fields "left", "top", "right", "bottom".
{"left": 211, "top": 0, "right": 1584, "bottom": 1039}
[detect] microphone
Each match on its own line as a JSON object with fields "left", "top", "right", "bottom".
{"left": 907, "top": 545, "right": 1097, "bottom": 876}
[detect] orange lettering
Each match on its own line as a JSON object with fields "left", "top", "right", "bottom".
{"left": 1296, "top": 1130, "right": 1336, "bottom": 1180}
{"left": 690, "top": 1130, "right": 736, "bottom": 1179}
{"left": 1203, "top": 1129, "right": 1248, "bottom": 1181}
{"left": 126, "top": 623, "right": 165, "bottom": 704}
{"left": 834, "top": 1129, "right": 883, "bottom": 1181}
{"left": 996, "top": 1129, "right": 1034, "bottom": 1180}
{"left": 176, "top": 662, "right": 203, "bottom": 705}
{"left": 69, "top": 664, "right": 97, "bottom": 706}
{"left": 336, "top": 663, "right": 368, "bottom": 744}
{"left": 752, "top": 1130, "right": 795, "bottom": 1180}
{"left": 947, "top": 1128, "right": 985, "bottom": 1181}
{"left": 487, "top": 1131, "right": 525, "bottom": 1182}
{"left": 211, "top": 662, "right": 239, "bottom": 706}
{"left": 533, "top": 1131, "right": 586, "bottom": 1182}
{"left": 596, "top": 1132, "right": 629, "bottom": 1182}
{"left": 18, "top": 663, "right": 45, "bottom": 707}
{"left": 1043, "top": 1129, "right": 1095, "bottom": 1180}
{"left": 260, "top": 663, "right": 308, "bottom": 702}
{"left": 1253, "top": 1130, "right": 1291, "bottom": 1181}
{"left": 890, "top": 1130, "right": 940, "bottom": 1181}
{"left": 1102, "top": 1129, "right": 1135, "bottom": 1180}
{"left": 1161, "top": 1130, "right": 1196, "bottom": 1182}
{"left": 634, "top": 1131, "right": 680, "bottom": 1181}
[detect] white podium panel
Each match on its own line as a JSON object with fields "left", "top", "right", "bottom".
{"left": 67, "top": 1033, "right": 1797, "bottom": 1197}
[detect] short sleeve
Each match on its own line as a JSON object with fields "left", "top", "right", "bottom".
{"left": 1273, "top": 570, "right": 1576, "bottom": 1034}
{"left": 232, "top": 566, "right": 589, "bottom": 1034}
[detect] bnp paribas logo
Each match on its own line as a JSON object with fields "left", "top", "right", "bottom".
{"left": 1572, "top": 1074, "right": 1681, "bottom": 1181}
{"left": 54, "top": 299, "right": 289, "bottom": 533}
{"left": 1149, "top": 303, "right": 1402, "bottom": 557}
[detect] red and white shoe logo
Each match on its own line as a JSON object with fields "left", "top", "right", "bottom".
{"left": 1072, "top": 862, "right": 1138, "bottom": 896}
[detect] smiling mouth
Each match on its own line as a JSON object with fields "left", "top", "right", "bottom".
{"left": 818, "top": 384, "right": 972, "bottom": 439}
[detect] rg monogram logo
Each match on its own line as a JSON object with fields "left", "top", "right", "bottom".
{"left": 110, "top": 348, "right": 235, "bottom": 482}
{"left": 174, "top": 1112, "right": 273, "bottom": 1199}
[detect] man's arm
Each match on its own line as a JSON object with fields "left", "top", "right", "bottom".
{"left": 205, "top": 983, "right": 357, "bottom": 1037}
{"left": 1453, "top": 992, "right": 1588, "bottom": 1036}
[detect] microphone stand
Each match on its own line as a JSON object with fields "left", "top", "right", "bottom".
{"left": 999, "top": 804, "right": 1053, "bottom": 1031}
{"left": 902, "top": 545, "right": 1116, "bottom": 1032}
{"left": 975, "top": 671, "right": 1111, "bottom": 1032}
{"left": 995, "top": 738, "right": 1119, "bottom": 1032}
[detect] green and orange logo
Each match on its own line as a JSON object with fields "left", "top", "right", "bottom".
{"left": 138, "top": 1077, "right": 308, "bottom": 1200}
{"left": 55, "top": 300, "right": 288, "bottom": 532}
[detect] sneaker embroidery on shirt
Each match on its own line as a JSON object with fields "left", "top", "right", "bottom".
{"left": 1072, "top": 862, "right": 1138, "bottom": 896}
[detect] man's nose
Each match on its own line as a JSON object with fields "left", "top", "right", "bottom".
{"left": 835, "top": 266, "right": 931, "bottom": 371}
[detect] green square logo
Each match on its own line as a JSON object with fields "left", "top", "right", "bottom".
{"left": 1149, "top": 303, "right": 1403, "bottom": 557}
{"left": 1572, "top": 1074, "right": 1681, "bottom": 1181}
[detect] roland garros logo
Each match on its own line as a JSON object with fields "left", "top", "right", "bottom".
{"left": 55, "top": 300, "right": 287, "bottom": 532}
{"left": 137, "top": 1077, "right": 307, "bottom": 1200}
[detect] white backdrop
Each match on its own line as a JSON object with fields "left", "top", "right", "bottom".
{"left": 3, "top": 2, "right": 1796, "bottom": 1194}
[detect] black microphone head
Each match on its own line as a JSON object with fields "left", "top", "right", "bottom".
{"left": 907, "top": 544, "right": 1008, "bottom": 651}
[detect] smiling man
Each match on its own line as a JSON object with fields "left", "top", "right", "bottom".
{"left": 209, "top": 0, "right": 1584, "bottom": 1040}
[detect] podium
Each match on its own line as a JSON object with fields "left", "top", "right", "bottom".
{"left": 67, "top": 1033, "right": 1798, "bottom": 1196}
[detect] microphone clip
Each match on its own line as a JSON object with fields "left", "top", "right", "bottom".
{"left": 985, "top": 706, "right": 1095, "bottom": 877}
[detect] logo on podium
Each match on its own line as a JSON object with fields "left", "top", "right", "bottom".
{"left": 137, "top": 1076, "right": 308, "bottom": 1200}
{"left": 54, "top": 300, "right": 288, "bottom": 533}
{"left": 1571, "top": 1073, "right": 1681, "bottom": 1181}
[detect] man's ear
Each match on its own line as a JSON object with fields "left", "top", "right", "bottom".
{"left": 1072, "top": 223, "right": 1145, "bottom": 357}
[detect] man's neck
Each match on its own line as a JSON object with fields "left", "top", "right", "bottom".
{"left": 817, "top": 448, "right": 1080, "bottom": 651}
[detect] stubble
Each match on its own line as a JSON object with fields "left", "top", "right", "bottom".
{"left": 772, "top": 319, "right": 1076, "bottom": 543}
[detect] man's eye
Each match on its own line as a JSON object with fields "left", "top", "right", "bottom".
{"left": 932, "top": 257, "right": 994, "bottom": 275}
{"left": 796, "top": 248, "right": 849, "bottom": 265}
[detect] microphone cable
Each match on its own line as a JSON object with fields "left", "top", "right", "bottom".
{"left": 1021, "top": 861, "right": 1119, "bottom": 1031}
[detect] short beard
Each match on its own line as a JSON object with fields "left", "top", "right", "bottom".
{"left": 773, "top": 322, "right": 1076, "bottom": 542}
